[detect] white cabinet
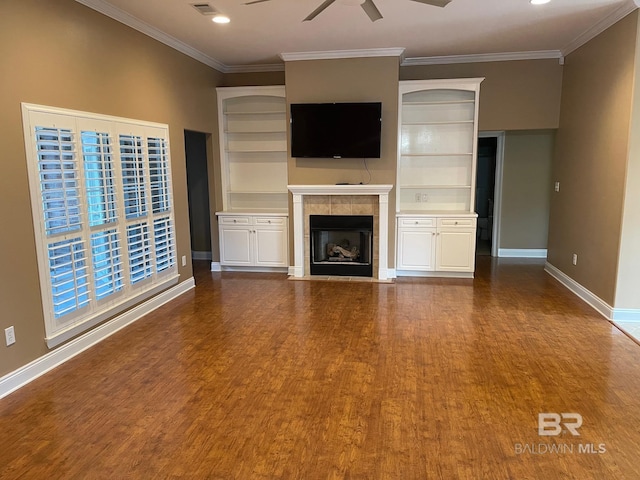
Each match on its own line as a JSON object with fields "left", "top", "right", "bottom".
{"left": 397, "top": 217, "right": 436, "bottom": 271}
{"left": 217, "top": 214, "right": 289, "bottom": 270}
{"left": 216, "top": 86, "right": 288, "bottom": 213}
{"left": 396, "top": 215, "right": 477, "bottom": 277}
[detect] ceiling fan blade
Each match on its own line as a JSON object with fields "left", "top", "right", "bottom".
{"left": 244, "top": 0, "right": 271, "bottom": 4}
{"left": 304, "top": 0, "right": 337, "bottom": 21}
{"left": 361, "top": 0, "right": 382, "bottom": 22}
{"left": 410, "top": 0, "right": 452, "bottom": 7}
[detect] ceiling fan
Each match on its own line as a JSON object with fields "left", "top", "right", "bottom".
{"left": 244, "top": 0, "right": 452, "bottom": 22}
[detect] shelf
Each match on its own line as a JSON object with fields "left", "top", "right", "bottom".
{"left": 226, "top": 149, "right": 287, "bottom": 153}
{"left": 401, "top": 153, "right": 473, "bottom": 157}
{"left": 400, "top": 185, "right": 471, "bottom": 189}
{"left": 402, "top": 121, "right": 474, "bottom": 126}
{"left": 229, "top": 190, "right": 287, "bottom": 195}
{"left": 403, "top": 100, "right": 475, "bottom": 106}
{"left": 225, "top": 130, "right": 286, "bottom": 134}
{"left": 224, "top": 110, "right": 286, "bottom": 115}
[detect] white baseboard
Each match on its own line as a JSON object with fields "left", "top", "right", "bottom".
{"left": 192, "top": 251, "right": 212, "bottom": 261}
{"left": 612, "top": 309, "right": 640, "bottom": 322}
{"left": 288, "top": 266, "right": 296, "bottom": 276}
{"left": 499, "top": 248, "right": 548, "bottom": 258}
{"left": 395, "top": 270, "right": 474, "bottom": 279}
{"left": 210, "top": 262, "right": 221, "bottom": 272}
{"left": 0, "top": 277, "right": 195, "bottom": 400}
{"left": 544, "top": 262, "right": 613, "bottom": 319}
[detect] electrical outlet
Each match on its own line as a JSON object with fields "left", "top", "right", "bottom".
{"left": 572, "top": 253, "right": 578, "bottom": 266}
{"left": 415, "top": 193, "right": 421, "bottom": 202}
{"left": 421, "top": 193, "right": 429, "bottom": 202}
{"left": 181, "top": 255, "right": 187, "bottom": 267}
{"left": 555, "top": 181, "right": 560, "bottom": 192}
{"left": 5, "top": 326, "right": 15, "bottom": 346}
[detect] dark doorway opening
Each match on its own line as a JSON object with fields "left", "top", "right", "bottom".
{"left": 476, "top": 137, "right": 497, "bottom": 256}
{"left": 185, "top": 130, "right": 212, "bottom": 261}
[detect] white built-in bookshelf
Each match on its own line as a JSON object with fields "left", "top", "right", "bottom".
{"left": 397, "top": 79, "right": 483, "bottom": 213}
{"left": 216, "top": 86, "right": 288, "bottom": 212}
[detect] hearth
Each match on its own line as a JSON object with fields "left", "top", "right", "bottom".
{"left": 310, "top": 215, "right": 373, "bottom": 277}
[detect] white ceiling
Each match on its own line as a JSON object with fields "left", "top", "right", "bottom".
{"left": 77, "top": 0, "right": 638, "bottom": 72}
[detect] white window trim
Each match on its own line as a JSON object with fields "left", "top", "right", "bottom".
{"left": 22, "top": 104, "right": 179, "bottom": 348}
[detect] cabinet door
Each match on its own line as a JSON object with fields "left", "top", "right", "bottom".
{"left": 397, "top": 228, "right": 436, "bottom": 271}
{"left": 219, "top": 226, "right": 253, "bottom": 266}
{"left": 254, "top": 226, "right": 288, "bottom": 267}
{"left": 436, "top": 229, "right": 476, "bottom": 272}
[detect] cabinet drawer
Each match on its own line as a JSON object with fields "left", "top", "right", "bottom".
{"left": 437, "top": 218, "right": 476, "bottom": 228}
{"left": 219, "top": 216, "right": 251, "bottom": 225}
{"left": 399, "top": 217, "right": 436, "bottom": 228}
{"left": 255, "top": 217, "right": 286, "bottom": 226}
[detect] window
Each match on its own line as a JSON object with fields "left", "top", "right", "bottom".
{"left": 22, "top": 105, "right": 178, "bottom": 347}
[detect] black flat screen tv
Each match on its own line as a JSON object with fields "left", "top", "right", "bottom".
{"left": 290, "top": 102, "right": 382, "bottom": 159}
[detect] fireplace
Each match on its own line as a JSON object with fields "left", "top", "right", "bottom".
{"left": 288, "top": 185, "right": 392, "bottom": 279}
{"left": 310, "top": 215, "right": 373, "bottom": 277}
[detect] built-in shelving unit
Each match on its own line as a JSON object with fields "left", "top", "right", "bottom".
{"left": 216, "top": 86, "right": 289, "bottom": 272}
{"left": 216, "top": 86, "right": 288, "bottom": 212}
{"left": 395, "top": 78, "right": 483, "bottom": 278}
{"left": 397, "top": 79, "right": 482, "bottom": 213}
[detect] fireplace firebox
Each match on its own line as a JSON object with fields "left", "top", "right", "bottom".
{"left": 309, "top": 215, "right": 373, "bottom": 277}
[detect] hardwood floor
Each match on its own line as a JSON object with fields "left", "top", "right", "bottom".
{"left": 2, "top": 257, "right": 640, "bottom": 479}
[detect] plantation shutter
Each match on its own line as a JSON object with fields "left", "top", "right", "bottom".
{"left": 23, "top": 105, "right": 179, "bottom": 347}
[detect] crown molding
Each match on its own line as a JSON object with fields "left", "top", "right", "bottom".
{"left": 280, "top": 48, "right": 405, "bottom": 62}
{"left": 401, "top": 50, "right": 564, "bottom": 67}
{"left": 562, "top": 0, "right": 640, "bottom": 56}
{"left": 74, "top": 0, "right": 228, "bottom": 73}
{"left": 224, "top": 63, "right": 285, "bottom": 74}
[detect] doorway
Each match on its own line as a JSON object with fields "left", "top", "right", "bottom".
{"left": 476, "top": 132, "right": 504, "bottom": 257}
{"left": 185, "top": 130, "right": 212, "bottom": 261}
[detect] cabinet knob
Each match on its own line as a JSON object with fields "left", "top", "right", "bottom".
{"left": 268, "top": 220, "right": 271, "bottom": 224}
{"left": 415, "top": 221, "right": 418, "bottom": 224}
{"left": 233, "top": 219, "right": 237, "bottom": 223}
{"left": 455, "top": 221, "right": 458, "bottom": 225}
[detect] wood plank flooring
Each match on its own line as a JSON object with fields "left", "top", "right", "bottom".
{"left": 2, "top": 257, "right": 640, "bottom": 479}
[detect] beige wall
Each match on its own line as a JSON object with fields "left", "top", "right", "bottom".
{"left": 0, "top": 0, "right": 222, "bottom": 376}
{"left": 285, "top": 57, "right": 400, "bottom": 266}
{"left": 500, "top": 131, "right": 554, "bottom": 250}
{"left": 547, "top": 12, "right": 638, "bottom": 305}
{"left": 401, "top": 59, "right": 563, "bottom": 131}
{"left": 222, "top": 71, "right": 286, "bottom": 87}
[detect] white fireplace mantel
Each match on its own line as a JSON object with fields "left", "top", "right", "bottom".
{"left": 288, "top": 184, "right": 393, "bottom": 280}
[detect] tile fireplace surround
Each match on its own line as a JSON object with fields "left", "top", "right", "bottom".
{"left": 288, "top": 185, "right": 393, "bottom": 280}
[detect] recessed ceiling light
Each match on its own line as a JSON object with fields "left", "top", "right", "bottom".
{"left": 530, "top": 0, "right": 551, "bottom": 4}
{"left": 212, "top": 14, "right": 230, "bottom": 23}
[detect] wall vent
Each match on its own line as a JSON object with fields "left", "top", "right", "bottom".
{"left": 191, "top": 3, "right": 217, "bottom": 15}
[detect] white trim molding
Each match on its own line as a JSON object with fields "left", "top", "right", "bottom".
{"left": 499, "top": 249, "right": 548, "bottom": 258}
{"left": 612, "top": 309, "right": 640, "bottom": 322}
{"left": 225, "top": 63, "right": 285, "bottom": 74}
{"left": 210, "top": 262, "right": 222, "bottom": 272}
{"left": 562, "top": 0, "right": 640, "bottom": 56}
{"left": 280, "top": 48, "right": 405, "bottom": 62}
{"left": 544, "top": 262, "right": 613, "bottom": 320}
{"left": 402, "top": 50, "right": 563, "bottom": 67}
{"left": 0, "top": 277, "right": 195, "bottom": 400}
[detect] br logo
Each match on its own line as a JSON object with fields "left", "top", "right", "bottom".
{"left": 538, "top": 413, "right": 583, "bottom": 436}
